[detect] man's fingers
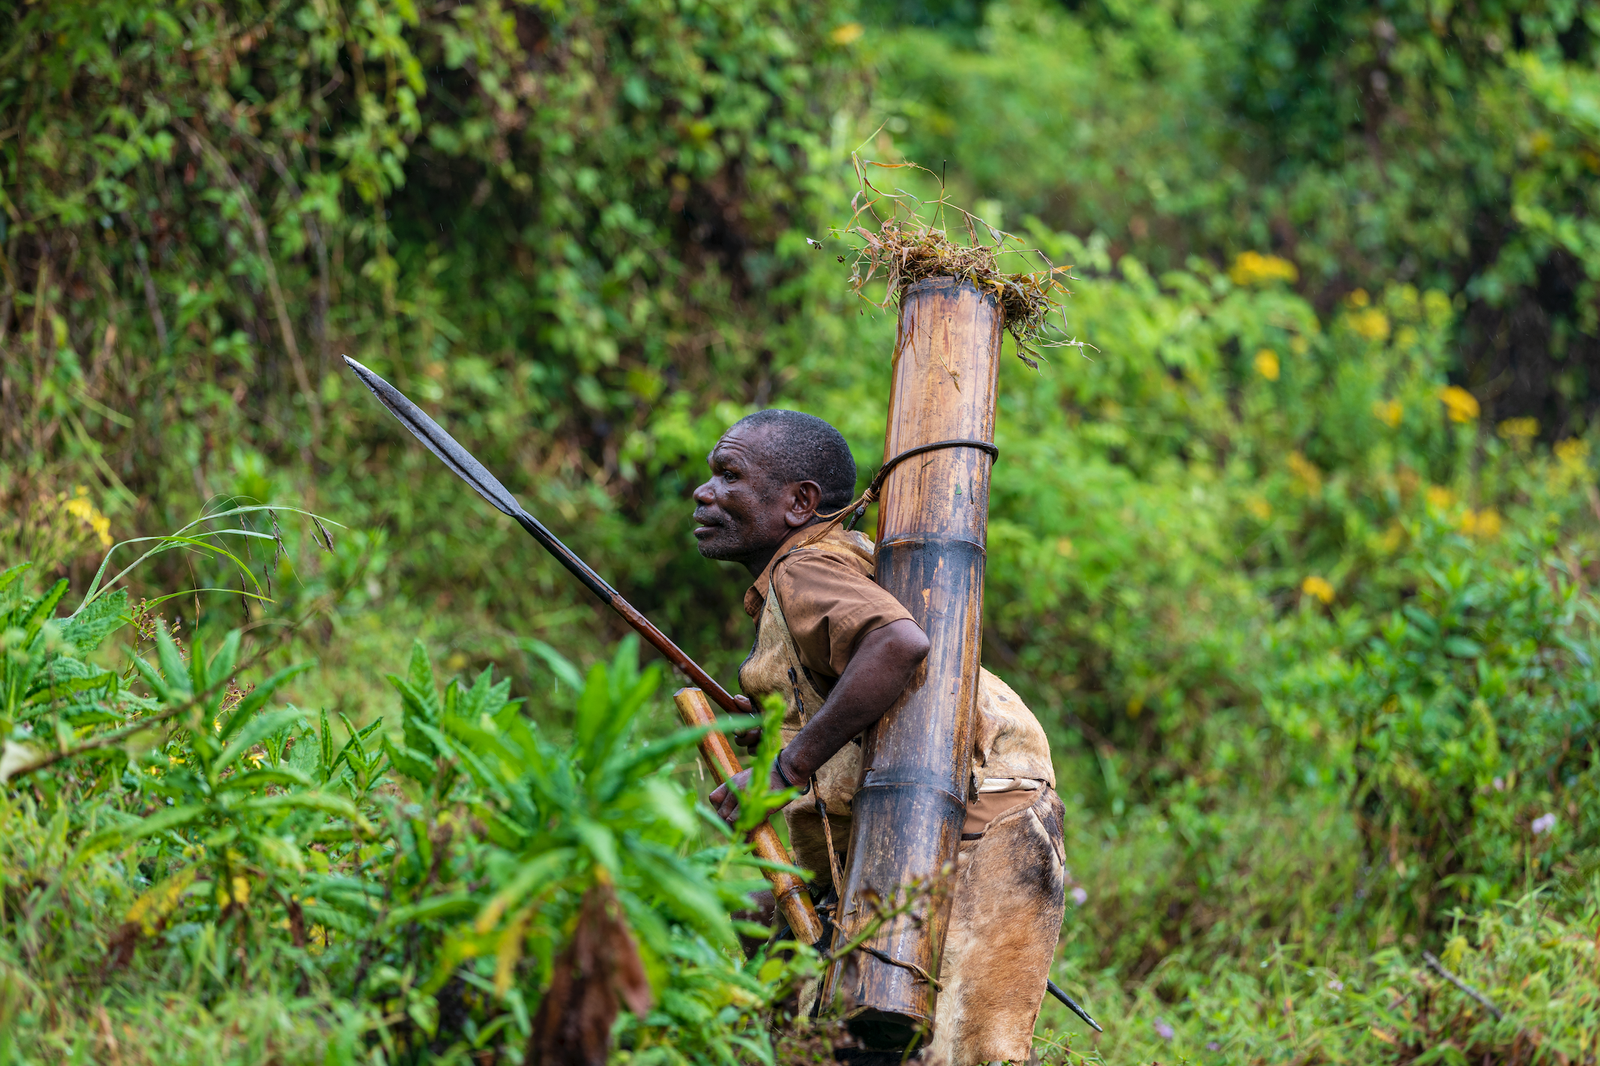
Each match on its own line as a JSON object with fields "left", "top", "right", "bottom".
{"left": 733, "top": 727, "right": 762, "bottom": 751}
{"left": 732, "top": 695, "right": 755, "bottom": 715}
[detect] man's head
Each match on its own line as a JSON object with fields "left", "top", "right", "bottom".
{"left": 692, "top": 410, "right": 857, "bottom": 565}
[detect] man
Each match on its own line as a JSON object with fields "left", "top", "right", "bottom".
{"left": 695, "top": 409, "right": 1066, "bottom": 1066}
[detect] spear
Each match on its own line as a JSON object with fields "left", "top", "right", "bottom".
{"left": 343, "top": 355, "right": 738, "bottom": 711}
{"left": 342, "top": 355, "right": 825, "bottom": 946}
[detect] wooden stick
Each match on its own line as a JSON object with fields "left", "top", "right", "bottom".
{"left": 672, "top": 688, "right": 825, "bottom": 948}
{"left": 829, "top": 276, "right": 1004, "bottom": 1050}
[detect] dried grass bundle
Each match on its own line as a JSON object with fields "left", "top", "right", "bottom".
{"left": 831, "top": 156, "right": 1082, "bottom": 367}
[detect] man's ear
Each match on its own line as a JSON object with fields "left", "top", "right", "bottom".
{"left": 784, "top": 481, "right": 824, "bottom": 527}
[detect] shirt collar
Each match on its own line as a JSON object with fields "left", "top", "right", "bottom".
{"left": 742, "top": 524, "right": 825, "bottom": 618}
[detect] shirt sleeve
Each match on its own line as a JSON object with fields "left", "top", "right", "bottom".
{"left": 770, "top": 552, "right": 918, "bottom": 679}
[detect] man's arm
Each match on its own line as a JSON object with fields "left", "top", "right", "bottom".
{"left": 709, "top": 618, "right": 929, "bottom": 825}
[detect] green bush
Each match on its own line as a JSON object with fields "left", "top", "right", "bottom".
{"left": 0, "top": 566, "right": 811, "bottom": 1064}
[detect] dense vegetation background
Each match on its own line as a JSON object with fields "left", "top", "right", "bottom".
{"left": 5, "top": 0, "right": 1600, "bottom": 1062}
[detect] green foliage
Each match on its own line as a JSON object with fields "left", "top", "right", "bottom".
{"left": 0, "top": 569, "right": 810, "bottom": 1064}
{"left": 8, "top": 0, "right": 1600, "bottom": 1061}
{"left": 875, "top": 0, "right": 1600, "bottom": 429}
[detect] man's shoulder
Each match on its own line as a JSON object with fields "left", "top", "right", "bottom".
{"left": 776, "top": 529, "right": 877, "bottom": 585}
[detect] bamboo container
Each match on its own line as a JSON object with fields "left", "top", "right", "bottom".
{"left": 828, "top": 277, "right": 1003, "bottom": 1048}
{"left": 672, "top": 687, "right": 825, "bottom": 947}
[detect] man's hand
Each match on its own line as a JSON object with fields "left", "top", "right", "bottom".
{"left": 707, "top": 758, "right": 790, "bottom": 826}
{"left": 731, "top": 694, "right": 762, "bottom": 751}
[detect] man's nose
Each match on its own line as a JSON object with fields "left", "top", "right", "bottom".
{"left": 692, "top": 480, "right": 715, "bottom": 504}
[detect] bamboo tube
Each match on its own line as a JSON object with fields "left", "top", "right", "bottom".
{"left": 672, "top": 687, "right": 825, "bottom": 947}
{"left": 828, "top": 276, "right": 1003, "bottom": 1049}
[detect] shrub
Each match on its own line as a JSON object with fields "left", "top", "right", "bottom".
{"left": 0, "top": 566, "right": 811, "bottom": 1064}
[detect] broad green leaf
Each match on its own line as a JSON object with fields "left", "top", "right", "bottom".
{"left": 58, "top": 588, "right": 128, "bottom": 652}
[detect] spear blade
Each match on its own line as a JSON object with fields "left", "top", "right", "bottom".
{"left": 345, "top": 355, "right": 522, "bottom": 519}
{"left": 342, "top": 355, "right": 741, "bottom": 716}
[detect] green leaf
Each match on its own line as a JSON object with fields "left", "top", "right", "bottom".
{"left": 218, "top": 661, "right": 314, "bottom": 742}
{"left": 22, "top": 579, "right": 69, "bottom": 637}
{"left": 82, "top": 803, "right": 208, "bottom": 853}
{"left": 216, "top": 708, "right": 304, "bottom": 772}
{"left": 153, "top": 621, "right": 192, "bottom": 699}
{"left": 58, "top": 588, "right": 128, "bottom": 652}
{"left": 214, "top": 766, "right": 316, "bottom": 792}
{"left": 570, "top": 815, "right": 620, "bottom": 874}
{"left": 386, "top": 894, "right": 480, "bottom": 926}
{"left": 521, "top": 638, "right": 585, "bottom": 692}
{"left": 475, "top": 848, "right": 576, "bottom": 932}
{"left": 236, "top": 790, "right": 367, "bottom": 828}
{"left": 0, "top": 562, "right": 31, "bottom": 595}
{"left": 382, "top": 735, "right": 436, "bottom": 783}
{"left": 406, "top": 640, "right": 438, "bottom": 710}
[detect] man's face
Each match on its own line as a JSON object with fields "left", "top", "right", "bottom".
{"left": 691, "top": 424, "right": 793, "bottom": 562}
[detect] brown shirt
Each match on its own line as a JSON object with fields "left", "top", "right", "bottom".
{"left": 742, "top": 524, "right": 917, "bottom": 680}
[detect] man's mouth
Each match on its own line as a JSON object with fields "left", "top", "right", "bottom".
{"left": 693, "top": 511, "right": 723, "bottom": 538}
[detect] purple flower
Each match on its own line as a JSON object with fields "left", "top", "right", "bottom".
{"left": 1069, "top": 886, "right": 1089, "bottom": 906}
{"left": 1153, "top": 1018, "right": 1175, "bottom": 1041}
{"left": 1206, "top": 1042, "right": 1221, "bottom": 1051}
{"left": 1532, "top": 813, "right": 1557, "bottom": 835}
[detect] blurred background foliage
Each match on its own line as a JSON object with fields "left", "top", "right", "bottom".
{"left": 6, "top": 0, "right": 1600, "bottom": 1062}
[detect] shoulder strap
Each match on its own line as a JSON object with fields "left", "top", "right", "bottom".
{"left": 764, "top": 548, "right": 834, "bottom": 719}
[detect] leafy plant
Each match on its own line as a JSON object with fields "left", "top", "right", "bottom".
{"left": 1, "top": 568, "right": 812, "bottom": 1064}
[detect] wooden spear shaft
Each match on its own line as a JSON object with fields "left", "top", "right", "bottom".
{"left": 828, "top": 277, "right": 1003, "bottom": 1050}
{"left": 673, "top": 689, "right": 825, "bottom": 946}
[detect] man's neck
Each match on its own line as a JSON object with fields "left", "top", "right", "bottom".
{"left": 740, "top": 521, "right": 820, "bottom": 580}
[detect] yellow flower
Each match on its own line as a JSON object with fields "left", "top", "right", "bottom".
{"left": 1246, "top": 497, "right": 1273, "bottom": 521}
{"left": 1439, "top": 385, "right": 1480, "bottom": 423}
{"left": 829, "top": 21, "right": 863, "bottom": 44}
{"left": 1374, "top": 399, "right": 1403, "bottom": 428}
{"left": 1460, "top": 509, "right": 1503, "bottom": 539}
{"left": 1302, "top": 576, "right": 1336, "bottom": 604}
{"left": 1254, "top": 349, "right": 1280, "bottom": 380}
{"left": 1054, "top": 537, "right": 1075, "bottom": 558}
{"left": 1426, "top": 486, "right": 1455, "bottom": 510}
{"left": 1289, "top": 334, "right": 1310, "bottom": 355}
{"left": 1497, "top": 417, "right": 1539, "bottom": 440}
{"left": 60, "top": 487, "right": 113, "bottom": 547}
{"left": 1548, "top": 439, "right": 1589, "bottom": 491}
{"left": 1349, "top": 308, "right": 1391, "bottom": 342}
{"left": 1555, "top": 438, "right": 1588, "bottom": 467}
{"left": 1380, "top": 523, "right": 1405, "bottom": 553}
{"left": 126, "top": 868, "right": 197, "bottom": 935}
{"left": 217, "top": 874, "right": 251, "bottom": 906}
{"left": 1288, "top": 451, "right": 1323, "bottom": 495}
{"left": 1229, "top": 251, "right": 1299, "bottom": 287}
